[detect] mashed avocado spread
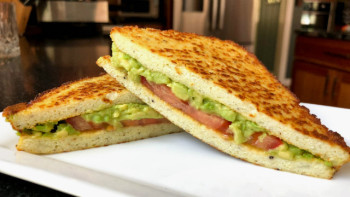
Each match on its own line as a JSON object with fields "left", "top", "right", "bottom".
{"left": 111, "top": 43, "right": 332, "bottom": 167}
{"left": 22, "top": 122, "right": 78, "bottom": 138}
{"left": 82, "top": 103, "right": 163, "bottom": 127}
{"left": 22, "top": 103, "right": 163, "bottom": 138}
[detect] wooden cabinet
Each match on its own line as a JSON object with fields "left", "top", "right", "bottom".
{"left": 291, "top": 36, "right": 350, "bottom": 108}
{"left": 292, "top": 60, "right": 330, "bottom": 105}
{"left": 334, "top": 72, "right": 350, "bottom": 107}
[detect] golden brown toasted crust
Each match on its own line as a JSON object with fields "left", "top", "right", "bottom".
{"left": 3, "top": 74, "right": 143, "bottom": 130}
{"left": 97, "top": 55, "right": 337, "bottom": 179}
{"left": 3, "top": 103, "right": 27, "bottom": 117}
{"left": 4, "top": 74, "right": 122, "bottom": 117}
{"left": 109, "top": 26, "right": 350, "bottom": 153}
{"left": 32, "top": 74, "right": 124, "bottom": 109}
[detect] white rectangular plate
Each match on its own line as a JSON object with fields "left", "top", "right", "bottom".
{"left": 1, "top": 103, "right": 350, "bottom": 196}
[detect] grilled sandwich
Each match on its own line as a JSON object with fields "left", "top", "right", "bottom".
{"left": 3, "top": 74, "right": 182, "bottom": 154}
{"left": 97, "top": 26, "right": 350, "bottom": 179}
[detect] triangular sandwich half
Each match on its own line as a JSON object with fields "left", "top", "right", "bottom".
{"left": 3, "top": 74, "right": 182, "bottom": 154}
{"left": 97, "top": 26, "right": 350, "bottom": 179}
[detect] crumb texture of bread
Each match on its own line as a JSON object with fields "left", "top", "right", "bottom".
{"left": 17, "top": 123, "right": 181, "bottom": 154}
{"left": 99, "top": 26, "right": 350, "bottom": 168}
{"left": 3, "top": 74, "right": 143, "bottom": 130}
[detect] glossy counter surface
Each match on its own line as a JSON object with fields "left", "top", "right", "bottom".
{"left": 0, "top": 35, "right": 111, "bottom": 196}
{"left": 296, "top": 29, "right": 350, "bottom": 41}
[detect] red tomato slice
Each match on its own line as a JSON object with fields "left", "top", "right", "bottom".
{"left": 142, "top": 77, "right": 283, "bottom": 151}
{"left": 66, "top": 116, "right": 107, "bottom": 131}
{"left": 141, "top": 76, "right": 189, "bottom": 111}
{"left": 141, "top": 77, "right": 231, "bottom": 132}
{"left": 121, "top": 118, "right": 169, "bottom": 127}
{"left": 120, "top": 119, "right": 143, "bottom": 127}
{"left": 189, "top": 108, "right": 231, "bottom": 132}
{"left": 246, "top": 132, "right": 283, "bottom": 150}
{"left": 67, "top": 116, "right": 169, "bottom": 131}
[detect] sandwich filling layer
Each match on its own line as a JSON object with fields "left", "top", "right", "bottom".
{"left": 20, "top": 103, "right": 168, "bottom": 138}
{"left": 111, "top": 44, "right": 333, "bottom": 167}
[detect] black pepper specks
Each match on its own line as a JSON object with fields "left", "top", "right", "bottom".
{"left": 151, "top": 99, "right": 154, "bottom": 103}
{"left": 269, "top": 156, "right": 274, "bottom": 160}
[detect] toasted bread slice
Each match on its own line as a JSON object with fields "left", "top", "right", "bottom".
{"left": 3, "top": 74, "right": 182, "bottom": 154}
{"left": 3, "top": 74, "right": 142, "bottom": 130}
{"left": 16, "top": 122, "right": 180, "bottom": 154}
{"left": 98, "top": 26, "right": 350, "bottom": 178}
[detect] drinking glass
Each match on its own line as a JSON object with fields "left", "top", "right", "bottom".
{"left": 0, "top": 2, "right": 20, "bottom": 59}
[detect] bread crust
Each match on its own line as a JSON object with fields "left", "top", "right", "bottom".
{"left": 109, "top": 26, "right": 349, "bottom": 152}
{"left": 3, "top": 103, "right": 27, "bottom": 117}
{"left": 4, "top": 74, "right": 120, "bottom": 115}
{"left": 3, "top": 74, "right": 143, "bottom": 130}
{"left": 98, "top": 56, "right": 336, "bottom": 179}
{"left": 101, "top": 26, "right": 350, "bottom": 168}
{"left": 17, "top": 123, "right": 181, "bottom": 154}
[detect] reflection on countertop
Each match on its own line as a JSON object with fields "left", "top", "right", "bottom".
{"left": 0, "top": 35, "right": 111, "bottom": 111}
{"left": 295, "top": 29, "right": 350, "bottom": 41}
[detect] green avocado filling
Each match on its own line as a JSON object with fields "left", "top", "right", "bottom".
{"left": 81, "top": 103, "right": 163, "bottom": 127}
{"left": 22, "top": 122, "right": 78, "bottom": 138}
{"left": 111, "top": 43, "right": 332, "bottom": 167}
{"left": 21, "top": 103, "right": 163, "bottom": 138}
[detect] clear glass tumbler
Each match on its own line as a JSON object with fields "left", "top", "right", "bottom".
{"left": 0, "top": 2, "right": 20, "bottom": 59}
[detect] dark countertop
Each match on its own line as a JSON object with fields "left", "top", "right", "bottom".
{"left": 0, "top": 36, "right": 111, "bottom": 111}
{"left": 295, "top": 29, "right": 350, "bottom": 41}
{"left": 0, "top": 35, "right": 111, "bottom": 196}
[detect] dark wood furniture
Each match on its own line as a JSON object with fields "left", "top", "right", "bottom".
{"left": 291, "top": 35, "right": 350, "bottom": 108}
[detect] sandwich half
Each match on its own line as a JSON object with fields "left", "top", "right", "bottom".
{"left": 97, "top": 26, "right": 350, "bottom": 179}
{"left": 2, "top": 74, "right": 181, "bottom": 154}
